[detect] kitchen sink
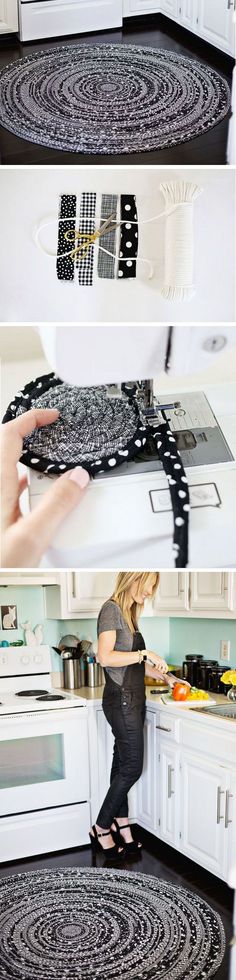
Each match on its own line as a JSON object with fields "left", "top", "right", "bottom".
{"left": 190, "top": 702, "right": 236, "bottom": 720}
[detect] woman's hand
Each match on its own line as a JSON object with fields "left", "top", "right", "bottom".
{"left": 145, "top": 652, "right": 169, "bottom": 674}
{"left": 1, "top": 409, "right": 90, "bottom": 567}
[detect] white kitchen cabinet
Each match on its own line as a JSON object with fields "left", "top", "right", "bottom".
{"left": 196, "top": 0, "right": 235, "bottom": 57}
{"left": 153, "top": 571, "right": 236, "bottom": 617}
{"left": 137, "top": 709, "right": 156, "bottom": 829}
{"left": 0, "top": 0, "right": 18, "bottom": 33}
{"left": 19, "top": 0, "right": 122, "bottom": 42}
{"left": 181, "top": 751, "right": 232, "bottom": 878}
{"left": 190, "top": 571, "right": 235, "bottom": 613}
{"left": 123, "top": 0, "right": 235, "bottom": 55}
{"left": 178, "top": 0, "right": 197, "bottom": 30}
{"left": 45, "top": 571, "right": 116, "bottom": 619}
{"left": 158, "top": 741, "right": 180, "bottom": 846}
{"left": 226, "top": 772, "right": 236, "bottom": 872}
{"left": 154, "top": 572, "right": 190, "bottom": 613}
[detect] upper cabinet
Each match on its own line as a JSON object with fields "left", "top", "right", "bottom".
{"left": 45, "top": 572, "right": 117, "bottom": 619}
{"left": 0, "top": 572, "right": 60, "bottom": 586}
{"left": 44, "top": 571, "right": 236, "bottom": 619}
{"left": 153, "top": 571, "right": 236, "bottom": 617}
{"left": 123, "top": 0, "right": 235, "bottom": 56}
{"left": 0, "top": 0, "right": 18, "bottom": 33}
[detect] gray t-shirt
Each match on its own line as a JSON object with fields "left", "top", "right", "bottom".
{"left": 97, "top": 599, "right": 135, "bottom": 687}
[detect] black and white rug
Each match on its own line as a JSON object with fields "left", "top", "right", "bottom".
{"left": 0, "top": 44, "right": 230, "bottom": 154}
{"left": 0, "top": 867, "right": 225, "bottom": 979}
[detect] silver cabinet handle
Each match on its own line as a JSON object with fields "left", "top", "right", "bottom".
{"left": 168, "top": 765, "right": 175, "bottom": 798}
{"left": 217, "top": 786, "right": 224, "bottom": 824}
{"left": 71, "top": 571, "right": 76, "bottom": 599}
{"left": 156, "top": 725, "right": 172, "bottom": 732}
{"left": 227, "top": 0, "right": 235, "bottom": 8}
{"left": 225, "top": 790, "right": 233, "bottom": 829}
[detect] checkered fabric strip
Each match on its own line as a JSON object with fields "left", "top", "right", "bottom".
{"left": 77, "top": 192, "right": 96, "bottom": 286}
{"left": 56, "top": 194, "right": 77, "bottom": 282}
{"left": 118, "top": 195, "right": 138, "bottom": 280}
{"left": 97, "top": 194, "right": 118, "bottom": 279}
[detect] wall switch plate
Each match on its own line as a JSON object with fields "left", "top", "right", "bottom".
{"left": 220, "top": 640, "right": 231, "bottom": 663}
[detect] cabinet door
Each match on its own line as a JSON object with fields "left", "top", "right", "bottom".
{"left": 197, "top": 0, "right": 235, "bottom": 56}
{"left": 190, "top": 571, "right": 235, "bottom": 613}
{"left": 137, "top": 710, "right": 156, "bottom": 829}
{"left": 178, "top": 0, "right": 196, "bottom": 29}
{"left": 0, "top": 0, "right": 18, "bottom": 33}
{"left": 123, "top": 2, "right": 161, "bottom": 14}
{"left": 157, "top": 741, "right": 180, "bottom": 845}
{"left": 161, "top": 0, "right": 178, "bottom": 14}
{"left": 153, "top": 572, "right": 189, "bottom": 613}
{"left": 225, "top": 772, "right": 236, "bottom": 879}
{"left": 181, "top": 752, "right": 228, "bottom": 878}
{"left": 66, "top": 571, "right": 117, "bottom": 616}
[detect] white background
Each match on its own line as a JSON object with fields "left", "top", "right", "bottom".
{"left": 0, "top": 167, "right": 235, "bottom": 323}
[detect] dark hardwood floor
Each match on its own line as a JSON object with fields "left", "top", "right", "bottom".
{"left": 0, "top": 827, "right": 233, "bottom": 978}
{"left": 0, "top": 13, "right": 233, "bottom": 166}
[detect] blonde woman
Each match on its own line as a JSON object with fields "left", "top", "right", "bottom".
{"left": 89, "top": 572, "right": 172, "bottom": 860}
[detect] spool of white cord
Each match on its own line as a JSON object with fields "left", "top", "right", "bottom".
{"left": 160, "top": 181, "right": 203, "bottom": 302}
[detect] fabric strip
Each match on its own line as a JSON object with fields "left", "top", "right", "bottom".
{"left": 118, "top": 195, "right": 138, "bottom": 280}
{"left": 97, "top": 194, "right": 118, "bottom": 280}
{"left": 56, "top": 194, "right": 76, "bottom": 282}
{"left": 77, "top": 192, "right": 96, "bottom": 286}
{"left": 152, "top": 415, "right": 189, "bottom": 568}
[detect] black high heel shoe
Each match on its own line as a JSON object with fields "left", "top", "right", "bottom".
{"left": 89, "top": 824, "right": 124, "bottom": 860}
{"left": 111, "top": 819, "right": 142, "bottom": 854}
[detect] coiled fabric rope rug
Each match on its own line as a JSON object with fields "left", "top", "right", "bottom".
{"left": 0, "top": 868, "right": 225, "bottom": 979}
{"left": 0, "top": 44, "right": 230, "bottom": 154}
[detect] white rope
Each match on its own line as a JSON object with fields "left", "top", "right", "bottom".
{"left": 160, "top": 181, "right": 203, "bottom": 301}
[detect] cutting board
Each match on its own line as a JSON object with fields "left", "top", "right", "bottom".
{"left": 161, "top": 694, "right": 216, "bottom": 707}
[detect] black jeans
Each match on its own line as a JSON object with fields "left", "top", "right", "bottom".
{"left": 96, "top": 664, "right": 146, "bottom": 829}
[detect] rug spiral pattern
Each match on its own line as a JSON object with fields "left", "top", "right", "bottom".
{"left": 0, "top": 44, "right": 230, "bottom": 154}
{"left": 0, "top": 867, "right": 225, "bottom": 979}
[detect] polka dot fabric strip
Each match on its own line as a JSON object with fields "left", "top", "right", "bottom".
{"left": 118, "top": 196, "right": 138, "bottom": 280}
{"left": 152, "top": 415, "right": 189, "bottom": 568}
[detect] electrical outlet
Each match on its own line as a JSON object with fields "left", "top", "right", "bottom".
{"left": 220, "top": 640, "right": 231, "bottom": 663}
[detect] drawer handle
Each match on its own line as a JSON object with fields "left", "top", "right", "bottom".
{"left": 216, "top": 786, "right": 224, "bottom": 824}
{"left": 225, "top": 790, "right": 233, "bottom": 829}
{"left": 71, "top": 571, "right": 76, "bottom": 599}
{"left": 168, "top": 765, "right": 175, "bottom": 798}
{"left": 156, "top": 725, "right": 172, "bottom": 732}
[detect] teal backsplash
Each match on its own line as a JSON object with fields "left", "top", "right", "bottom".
{"left": 0, "top": 587, "right": 235, "bottom": 673}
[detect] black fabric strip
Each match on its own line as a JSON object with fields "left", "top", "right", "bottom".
{"left": 118, "top": 195, "right": 138, "bottom": 280}
{"left": 56, "top": 194, "right": 76, "bottom": 282}
{"left": 152, "top": 414, "right": 189, "bottom": 568}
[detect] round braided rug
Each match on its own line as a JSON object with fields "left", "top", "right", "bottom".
{"left": 0, "top": 868, "right": 225, "bottom": 980}
{"left": 0, "top": 44, "right": 230, "bottom": 154}
{"left": 3, "top": 374, "right": 148, "bottom": 476}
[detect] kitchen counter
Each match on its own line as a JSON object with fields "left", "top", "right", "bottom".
{"left": 66, "top": 685, "right": 236, "bottom": 727}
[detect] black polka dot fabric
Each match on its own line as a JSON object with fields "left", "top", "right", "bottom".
{"left": 118, "top": 196, "right": 138, "bottom": 280}
{"left": 152, "top": 416, "right": 189, "bottom": 568}
{"left": 56, "top": 194, "right": 76, "bottom": 282}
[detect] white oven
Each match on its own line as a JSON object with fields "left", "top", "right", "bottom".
{"left": 18, "top": 1, "right": 123, "bottom": 43}
{"left": 0, "top": 647, "right": 90, "bottom": 861}
{"left": 0, "top": 708, "right": 89, "bottom": 817}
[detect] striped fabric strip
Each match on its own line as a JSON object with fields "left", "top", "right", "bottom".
{"left": 77, "top": 192, "right": 96, "bottom": 286}
{"left": 97, "top": 194, "right": 118, "bottom": 279}
{"left": 56, "top": 194, "right": 77, "bottom": 282}
{"left": 118, "top": 195, "right": 138, "bottom": 280}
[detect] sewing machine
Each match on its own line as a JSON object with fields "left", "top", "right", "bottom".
{"left": 26, "top": 325, "right": 236, "bottom": 568}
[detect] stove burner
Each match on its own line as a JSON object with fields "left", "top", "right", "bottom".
{"left": 36, "top": 694, "right": 65, "bottom": 702}
{"left": 16, "top": 689, "right": 49, "bottom": 697}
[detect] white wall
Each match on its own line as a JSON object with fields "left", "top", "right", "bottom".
{"left": 0, "top": 167, "right": 235, "bottom": 323}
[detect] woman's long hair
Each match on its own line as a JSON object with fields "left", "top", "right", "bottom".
{"left": 111, "top": 572, "right": 160, "bottom": 633}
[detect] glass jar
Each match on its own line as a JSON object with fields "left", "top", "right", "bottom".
{"left": 227, "top": 685, "right": 236, "bottom": 702}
